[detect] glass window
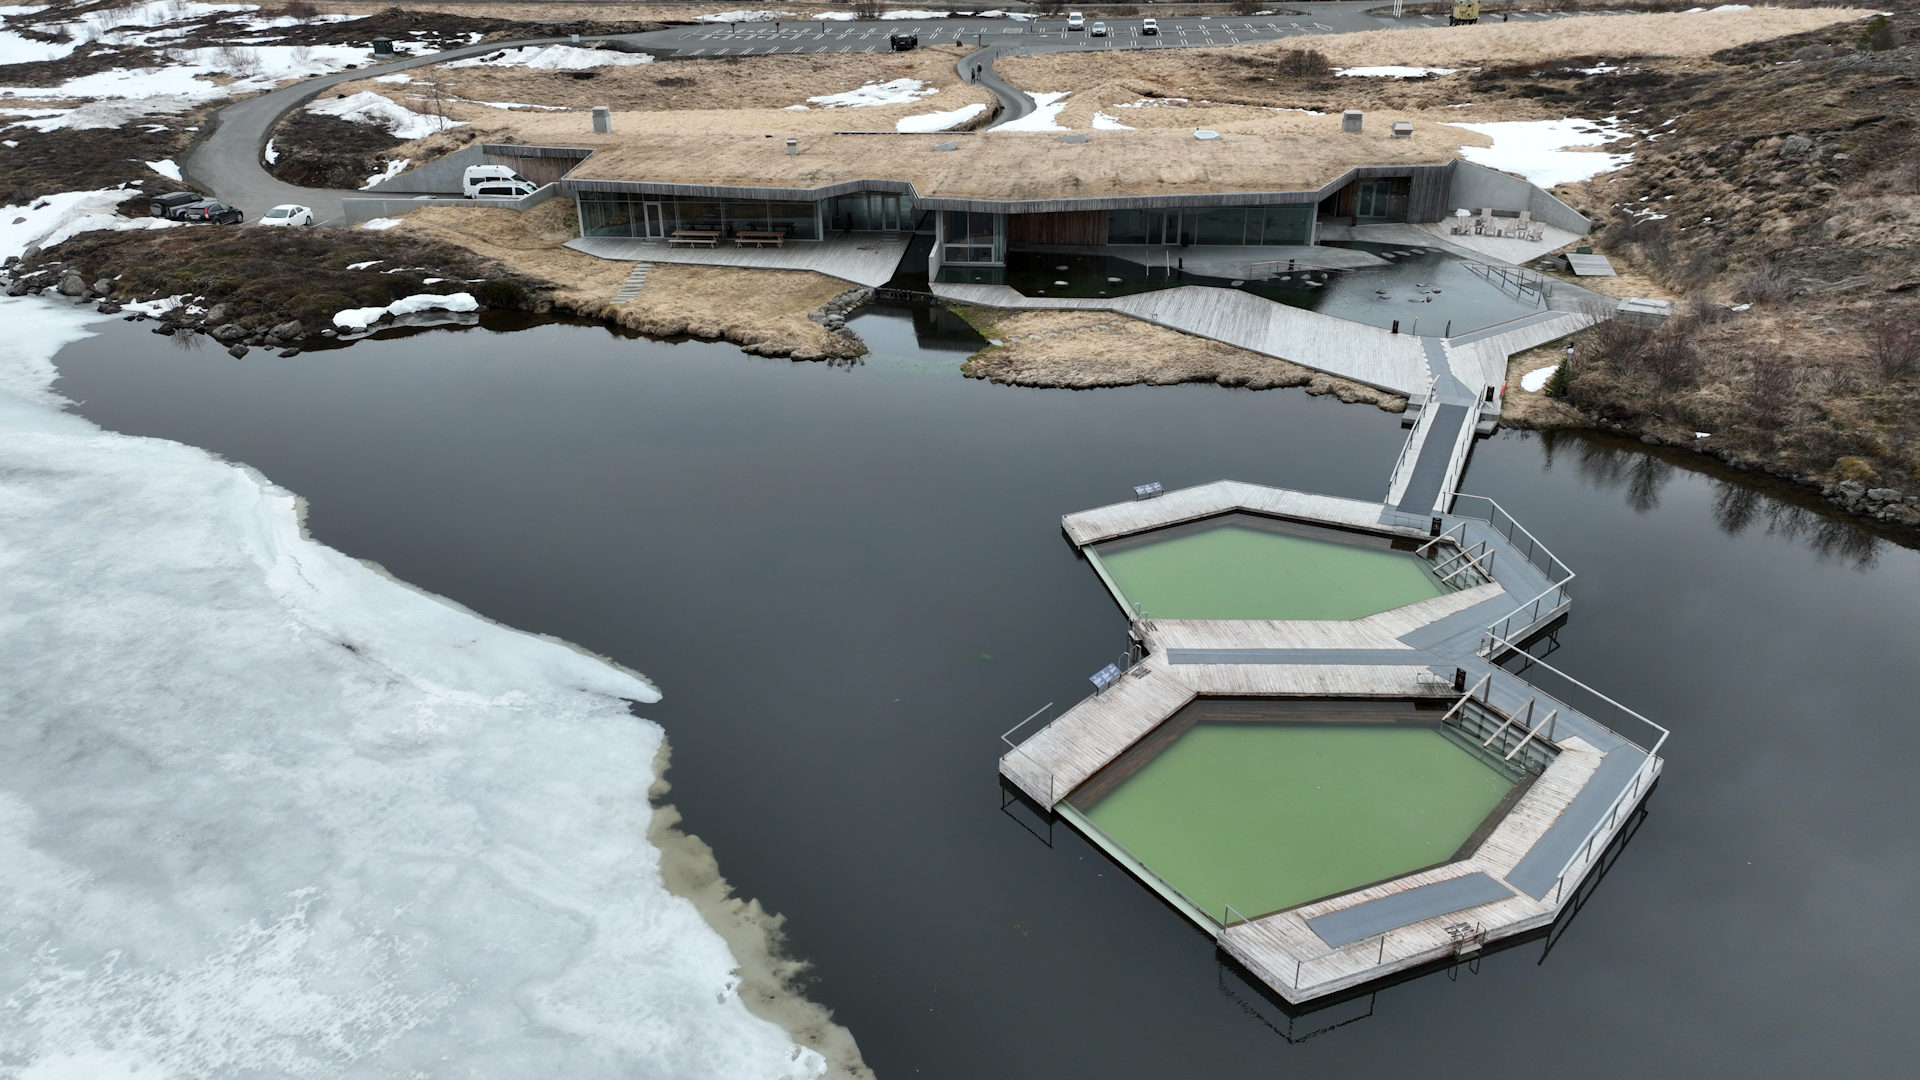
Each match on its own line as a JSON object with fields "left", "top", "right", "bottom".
{"left": 579, "top": 192, "right": 635, "bottom": 237}
{"left": 1192, "top": 207, "right": 1247, "bottom": 246}
{"left": 1259, "top": 205, "right": 1311, "bottom": 245}
{"left": 1107, "top": 209, "right": 1148, "bottom": 245}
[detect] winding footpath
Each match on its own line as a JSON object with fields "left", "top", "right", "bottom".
{"left": 187, "top": 4, "right": 1608, "bottom": 223}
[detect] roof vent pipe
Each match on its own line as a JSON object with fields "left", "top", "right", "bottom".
{"left": 591, "top": 105, "right": 611, "bottom": 133}
{"left": 785, "top": 138, "right": 799, "bottom": 155}
{"left": 1342, "top": 109, "right": 1363, "bottom": 134}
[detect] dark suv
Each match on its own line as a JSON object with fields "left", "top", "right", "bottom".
{"left": 150, "top": 191, "right": 201, "bottom": 218}
{"left": 889, "top": 30, "right": 916, "bottom": 51}
{"left": 173, "top": 200, "right": 244, "bottom": 225}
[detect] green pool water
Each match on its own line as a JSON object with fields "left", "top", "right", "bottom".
{"left": 1076, "top": 723, "right": 1516, "bottom": 922}
{"left": 1089, "top": 519, "right": 1445, "bottom": 621}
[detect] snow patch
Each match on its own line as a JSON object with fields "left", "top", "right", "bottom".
{"left": 261, "top": 137, "right": 277, "bottom": 164}
{"left": 0, "top": 189, "right": 180, "bottom": 262}
{"left": 144, "top": 157, "right": 181, "bottom": 181}
{"left": 362, "top": 158, "right": 410, "bottom": 190}
{"left": 443, "top": 45, "right": 654, "bottom": 70}
{"left": 0, "top": 29, "right": 78, "bottom": 66}
{"left": 993, "top": 91, "right": 1070, "bottom": 133}
{"left": 1442, "top": 117, "right": 1634, "bottom": 188}
{"left": 332, "top": 291, "right": 479, "bottom": 329}
{"left": 306, "top": 90, "right": 459, "bottom": 141}
{"left": 1520, "top": 364, "right": 1559, "bottom": 393}
{"left": 694, "top": 9, "right": 795, "bottom": 21}
{"left": 1336, "top": 66, "right": 1457, "bottom": 78}
{"left": 1090, "top": 111, "right": 1133, "bottom": 131}
{"left": 805, "top": 78, "right": 937, "bottom": 109}
{"left": 358, "top": 216, "right": 404, "bottom": 230}
{"left": 895, "top": 102, "right": 985, "bottom": 132}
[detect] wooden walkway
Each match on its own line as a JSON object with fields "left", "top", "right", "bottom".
{"left": 1061, "top": 480, "right": 1426, "bottom": 548}
{"left": 1001, "top": 479, "right": 1666, "bottom": 1004}
{"left": 566, "top": 233, "right": 911, "bottom": 288}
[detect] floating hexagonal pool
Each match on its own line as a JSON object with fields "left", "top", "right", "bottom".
{"left": 1086, "top": 512, "right": 1452, "bottom": 621}
{"left": 1062, "top": 698, "right": 1532, "bottom": 926}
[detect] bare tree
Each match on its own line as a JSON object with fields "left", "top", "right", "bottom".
{"left": 1866, "top": 310, "right": 1920, "bottom": 380}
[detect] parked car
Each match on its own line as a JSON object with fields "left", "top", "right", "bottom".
{"left": 888, "top": 29, "right": 917, "bottom": 51}
{"left": 1090, "top": 21, "right": 1108, "bottom": 36}
{"left": 174, "top": 200, "right": 244, "bottom": 225}
{"left": 257, "top": 203, "right": 314, "bottom": 227}
{"left": 462, "top": 164, "right": 536, "bottom": 199}
{"left": 1141, "top": 17, "right": 1159, "bottom": 35}
{"left": 150, "top": 191, "right": 201, "bottom": 218}
{"left": 1066, "top": 11, "right": 1085, "bottom": 31}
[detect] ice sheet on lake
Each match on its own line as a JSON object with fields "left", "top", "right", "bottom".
{"left": 0, "top": 296, "right": 827, "bottom": 1079}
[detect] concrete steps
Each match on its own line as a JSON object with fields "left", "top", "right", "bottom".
{"left": 611, "top": 262, "right": 652, "bottom": 303}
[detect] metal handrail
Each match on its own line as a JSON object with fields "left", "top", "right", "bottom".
{"left": 1000, "top": 702, "right": 1057, "bottom": 805}
{"left": 1385, "top": 377, "right": 1441, "bottom": 500}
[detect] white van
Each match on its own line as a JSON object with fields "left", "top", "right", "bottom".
{"left": 1066, "top": 11, "right": 1085, "bottom": 31}
{"left": 462, "top": 164, "right": 537, "bottom": 199}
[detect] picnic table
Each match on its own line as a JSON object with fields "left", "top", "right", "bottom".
{"left": 668, "top": 229, "right": 722, "bottom": 248}
{"left": 734, "top": 229, "right": 787, "bottom": 248}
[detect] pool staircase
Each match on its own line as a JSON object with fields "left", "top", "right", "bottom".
{"left": 1436, "top": 676, "right": 1558, "bottom": 778}
{"left": 611, "top": 262, "right": 652, "bottom": 303}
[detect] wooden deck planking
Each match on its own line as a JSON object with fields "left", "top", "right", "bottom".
{"left": 1168, "top": 664, "right": 1439, "bottom": 698}
{"left": 931, "top": 282, "right": 1432, "bottom": 395}
{"left": 565, "top": 233, "right": 910, "bottom": 287}
{"left": 1471, "top": 738, "right": 1603, "bottom": 878}
{"left": 1061, "top": 480, "right": 1427, "bottom": 548}
{"left": 998, "top": 663, "right": 1197, "bottom": 808}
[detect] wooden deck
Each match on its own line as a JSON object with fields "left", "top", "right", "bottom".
{"left": 1061, "top": 480, "right": 1427, "bottom": 548}
{"left": 566, "top": 232, "right": 910, "bottom": 288}
{"left": 1006, "top": 478, "right": 1663, "bottom": 1003}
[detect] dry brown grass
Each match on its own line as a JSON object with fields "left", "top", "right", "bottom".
{"left": 534, "top": 105, "right": 1476, "bottom": 198}
{"left": 399, "top": 199, "right": 630, "bottom": 304}
{"left": 406, "top": 44, "right": 977, "bottom": 113}
{"left": 1501, "top": 341, "right": 1585, "bottom": 429}
{"left": 393, "top": 199, "right": 859, "bottom": 356}
{"left": 958, "top": 307, "right": 1407, "bottom": 409}
{"left": 607, "top": 264, "right": 858, "bottom": 358}
{"left": 1001, "top": 9, "right": 1869, "bottom": 90}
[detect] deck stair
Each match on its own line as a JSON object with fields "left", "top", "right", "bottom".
{"left": 1435, "top": 679, "right": 1558, "bottom": 776}
{"left": 612, "top": 262, "right": 652, "bottom": 303}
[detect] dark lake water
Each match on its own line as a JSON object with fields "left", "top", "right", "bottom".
{"left": 53, "top": 308, "right": 1920, "bottom": 1078}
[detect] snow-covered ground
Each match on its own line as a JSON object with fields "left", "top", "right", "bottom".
{"left": 0, "top": 189, "right": 181, "bottom": 261}
{"left": 800, "top": 77, "right": 938, "bottom": 109}
{"left": 1090, "top": 111, "right": 1132, "bottom": 131}
{"left": 694, "top": 9, "right": 795, "bottom": 21}
{"left": 895, "top": 102, "right": 985, "bottom": 132}
{"left": 444, "top": 45, "right": 654, "bottom": 70}
{"left": 1443, "top": 117, "right": 1635, "bottom": 188}
{"left": 0, "top": 27, "right": 77, "bottom": 64}
{"left": 306, "top": 90, "right": 459, "bottom": 141}
{"left": 0, "top": 43, "right": 421, "bottom": 132}
{"left": 145, "top": 157, "right": 182, "bottom": 181}
{"left": 993, "top": 91, "right": 1071, "bottom": 133}
{"left": 0, "top": 300, "right": 829, "bottom": 1079}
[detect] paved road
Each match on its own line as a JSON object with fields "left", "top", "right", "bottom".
{"left": 184, "top": 4, "right": 1611, "bottom": 223}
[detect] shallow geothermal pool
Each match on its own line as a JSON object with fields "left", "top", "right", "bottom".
{"left": 42, "top": 304, "right": 1920, "bottom": 1077}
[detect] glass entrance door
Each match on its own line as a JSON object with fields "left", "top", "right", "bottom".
{"left": 642, "top": 202, "right": 665, "bottom": 239}
{"left": 1356, "top": 181, "right": 1391, "bottom": 219}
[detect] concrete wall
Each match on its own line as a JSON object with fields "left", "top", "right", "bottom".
{"left": 363, "top": 144, "right": 487, "bottom": 195}
{"left": 483, "top": 145, "right": 593, "bottom": 186}
{"left": 339, "top": 183, "right": 561, "bottom": 224}
{"left": 1446, "top": 160, "right": 1590, "bottom": 234}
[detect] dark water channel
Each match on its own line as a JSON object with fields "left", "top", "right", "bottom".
{"left": 52, "top": 308, "right": 1920, "bottom": 1078}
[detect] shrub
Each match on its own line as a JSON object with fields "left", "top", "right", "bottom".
{"left": 1543, "top": 360, "right": 1573, "bottom": 398}
{"left": 477, "top": 278, "right": 532, "bottom": 310}
{"left": 1866, "top": 311, "right": 1920, "bottom": 380}
{"left": 1270, "top": 48, "right": 1332, "bottom": 80}
{"left": 1858, "top": 14, "right": 1896, "bottom": 52}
